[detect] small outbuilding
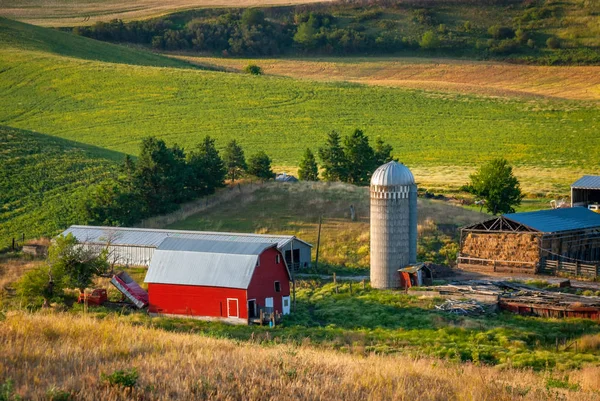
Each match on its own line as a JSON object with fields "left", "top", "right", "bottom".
{"left": 398, "top": 263, "right": 433, "bottom": 288}
{"left": 459, "top": 208, "right": 600, "bottom": 277}
{"left": 275, "top": 173, "right": 298, "bottom": 182}
{"left": 571, "top": 175, "right": 600, "bottom": 209}
{"left": 144, "top": 237, "right": 291, "bottom": 324}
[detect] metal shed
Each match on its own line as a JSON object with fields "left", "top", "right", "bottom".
{"left": 571, "top": 175, "right": 600, "bottom": 208}
{"left": 459, "top": 208, "right": 600, "bottom": 277}
{"left": 61, "top": 226, "right": 312, "bottom": 269}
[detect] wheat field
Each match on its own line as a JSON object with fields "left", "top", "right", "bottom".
{"left": 174, "top": 55, "right": 600, "bottom": 101}
{"left": 0, "top": 0, "right": 332, "bottom": 27}
{"left": 1, "top": 311, "right": 599, "bottom": 400}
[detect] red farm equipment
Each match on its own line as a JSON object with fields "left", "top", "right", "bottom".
{"left": 77, "top": 288, "right": 107, "bottom": 306}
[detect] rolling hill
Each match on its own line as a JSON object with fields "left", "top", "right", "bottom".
{"left": 0, "top": 17, "right": 598, "bottom": 245}
{"left": 0, "top": 126, "right": 120, "bottom": 250}
{"left": 0, "top": 0, "right": 332, "bottom": 27}
{"left": 0, "top": 16, "right": 196, "bottom": 67}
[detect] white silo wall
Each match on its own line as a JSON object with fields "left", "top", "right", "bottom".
{"left": 370, "top": 184, "right": 416, "bottom": 289}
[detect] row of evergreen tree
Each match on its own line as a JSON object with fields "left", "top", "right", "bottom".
{"left": 81, "top": 137, "right": 275, "bottom": 226}
{"left": 298, "top": 129, "right": 394, "bottom": 185}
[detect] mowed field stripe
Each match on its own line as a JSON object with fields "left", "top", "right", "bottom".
{"left": 173, "top": 56, "right": 600, "bottom": 101}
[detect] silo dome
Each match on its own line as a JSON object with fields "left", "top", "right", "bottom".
{"left": 370, "top": 161, "right": 418, "bottom": 289}
{"left": 370, "top": 161, "right": 415, "bottom": 187}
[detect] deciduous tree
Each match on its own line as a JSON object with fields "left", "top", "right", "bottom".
{"left": 469, "top": 158, "right": 523, "bottom": 215}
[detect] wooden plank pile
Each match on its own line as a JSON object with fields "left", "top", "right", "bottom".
{"left": 411, "top": 281, "right": 600, "bottom": 320}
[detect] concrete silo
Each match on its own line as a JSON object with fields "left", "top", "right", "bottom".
{"left": 370, "top": 161, "right": 417, "bottom": 289}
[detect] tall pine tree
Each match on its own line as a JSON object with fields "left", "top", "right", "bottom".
{"left": 187, "top": 136, "right": 226, "bottom": 195}
{"left": 298, "top": 148, "right": 319, "bottom": 181}
{"left": 223, "top": 140, "right": 247, "bottom": 182}
{"left": 343, "top": 129, "right": 376, "bottom": 186}
{"left": 318, "top": 131, "right": 347, "bottom": 182}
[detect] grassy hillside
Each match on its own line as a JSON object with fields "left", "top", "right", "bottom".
{"left": 2, "top": 312, "right": 599, "bottom": 400}
{"left": 175, "top": 55, "right": 600, "bottom": 101}
{"left": 0, "top": 126, "right": 120, "bottom": 250}
{"left": 0, "top": 17, "right": 196, "bottom": 67}
{"left": 69, "top": 0, "right": 600, "bottom": 64}
{"left": 167, "top": 182, "right": 487, "bottom": 269}
{"left": 0, "top": 38, "right": 598, "bottom": 193}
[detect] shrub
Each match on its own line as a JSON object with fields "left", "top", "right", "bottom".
{"left": 488, "top": 25, "right": 515, "bottom": 40}
{"left": 489, "top": 39, "right": 519, "bottom": 55}
{"left": 527, "top": 39, "right": 535, "bottom": 48}
{"left": 463, "top": 21, "right": 472, "bottom": 32}
{"left": 46, "top": 388, "right": 72, "bottom": 401}
{"left": 0, "top": 379, "right": 20, "bottom": 401}
{"left": 101, "top": 368, "right": 138, "bottom": 388}
{"left": 515, "top": 29, "right": 529, "bottom": 44}
{"left": 546, "top": 37, "right": 560, "bottom": 49}
{"left": 243, "top": 64, "right": 263, "bottom": 75}
{"left": 413, "top": 9, "right": 435, "bottom": 25}
{"left": 420, "top": 30, "right": 441, "bottom": 50}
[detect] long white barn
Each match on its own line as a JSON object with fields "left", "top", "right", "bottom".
{"left": 61, "top": 226, "right": 312, "bottom": 269}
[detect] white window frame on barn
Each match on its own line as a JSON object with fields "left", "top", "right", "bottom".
{"left": 276, "top": 254, "right": 281, "bottom": 264}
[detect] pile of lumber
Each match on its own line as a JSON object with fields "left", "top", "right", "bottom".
{"left": 411, "top": 280, "right": 600, "bottom": 320}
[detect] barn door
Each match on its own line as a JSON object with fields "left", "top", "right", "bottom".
{"left": 282, "top": 296, "right": 290, "bottom": 315}
{"left": 227, "top": 298, "right": 239, "bottom": 318}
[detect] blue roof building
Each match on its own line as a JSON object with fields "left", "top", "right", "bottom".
{"left": 459, "top": 208, "right": 600, "bottom": 277}
{"left": 572, "top": 175, "right": 600, "bottom": 208}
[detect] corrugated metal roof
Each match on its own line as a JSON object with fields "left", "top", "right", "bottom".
{"left": 370, "top": 161, "right": 415, "bottom": 187}
{"left": 572, "top": 175, "right": 600, "bottom": 189}
{"left": 504, "top": 207, "right": 600, "bottom": 233}
{"left": 158, "top": 237, "right": 274, "bottom": 255}
{"left": 144, "top": 238, "right": 274, "bottom": 288}
{"left": 61, "top": 225, "right": 312, "bottom": 249}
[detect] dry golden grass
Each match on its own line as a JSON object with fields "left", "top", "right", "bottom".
{"left": 0, "top": 0, "right": 332, "bottom": 27}
{"left": 577, "top": 334, "right": 600, "bottom": 352}
{"left": 0, "top": 256, "right": 40, "bottom": 293}
{"left": 175, "top": 55, "right": 600, "bottom": 101}
{"left": 1, "top": 311, "right": 598, "bottom": 400}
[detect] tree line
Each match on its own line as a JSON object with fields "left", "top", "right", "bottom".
{"left": 298, "top": 129, "right": 394, "bottom": 185}
{"left": 81, "top": 136, "right": 274, "bottom": 226}
{"left": 299, "top": 129, "right": 523, "bottom": 215}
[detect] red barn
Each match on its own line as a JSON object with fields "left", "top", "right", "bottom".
{"left": 144, "top": 237, "right": 291, "bottom": 324}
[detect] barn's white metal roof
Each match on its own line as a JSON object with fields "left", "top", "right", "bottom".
{"left": 61, "top": 225, "right": 312, "bottom": 249}
{"left": 572, "top": 175, "right": 600, "bottom": 190}
{"left": 144, "top": 238, "right": 275, "bottom": 288}
{"left": 370, "top": 161, "right": 415, "bottom": 187}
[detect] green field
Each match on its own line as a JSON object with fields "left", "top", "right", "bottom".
{"left": 1, "top": 20, "right": 598, "bottom": 170}
{"left": 0, "top": 17, "right": 196, "bottom": 67}
{"left": 0, "top": 17, "right": 599, "bottom": 245}
{"left": 0, "top": 126, "right": 119, "bottom": 250}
